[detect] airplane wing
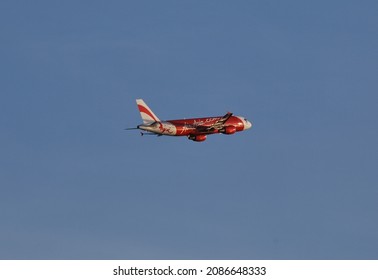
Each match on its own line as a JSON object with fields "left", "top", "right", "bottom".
{"left": 196, "top": 112, "right": 233, "bottom": 132}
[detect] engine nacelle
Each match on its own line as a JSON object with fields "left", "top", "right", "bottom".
{"left": 188, "top": 134, "right": 207, "bottom": 142}
{"left": 221, "top": 125, "right": 236, "bottom": 135}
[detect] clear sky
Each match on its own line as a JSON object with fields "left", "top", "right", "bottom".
{"left": 1, "top": 0, "right": 377, "bottom": 259}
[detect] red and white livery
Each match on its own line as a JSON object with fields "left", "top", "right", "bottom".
{"left": 129, "top": 99, "right": 252, "bottom": 142}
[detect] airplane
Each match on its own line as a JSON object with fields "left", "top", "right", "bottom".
{"left": 127, "top": 99, "right": 252, "bottom": 142}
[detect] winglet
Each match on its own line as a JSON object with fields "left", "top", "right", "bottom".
{"left": 221, "top": 112, "right": 233, "bottom": 122}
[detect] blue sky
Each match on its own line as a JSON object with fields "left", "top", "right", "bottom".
{"left": 1, "top": 0, "right": 377, "bottom": 259}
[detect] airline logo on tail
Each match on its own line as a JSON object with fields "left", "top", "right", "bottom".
{"left": 136, "top": 99, "right": 160, "bottom": 124}
{"left": 127, "top": 99, "right": 252, "bottom": 142}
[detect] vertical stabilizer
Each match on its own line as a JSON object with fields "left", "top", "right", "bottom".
{"left": 136, "top": 99, "right": 161, "bottom": 124}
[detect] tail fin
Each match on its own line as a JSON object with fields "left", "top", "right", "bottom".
{"left": 136, "top": 99, "right": 161, "bottom": 124}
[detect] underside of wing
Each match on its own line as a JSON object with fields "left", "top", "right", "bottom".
{"left": 196, "top": 112, "right": 233, "bottom": 133}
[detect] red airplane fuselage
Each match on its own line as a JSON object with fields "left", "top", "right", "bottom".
{"left": 133, "top": 99, "right": 252, "bottom": 142}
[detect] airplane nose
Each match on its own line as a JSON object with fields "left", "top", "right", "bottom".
{"left": 245, "top": 120, "right": 252, "bottom": 130}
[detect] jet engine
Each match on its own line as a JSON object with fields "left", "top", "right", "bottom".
{"left": 188, "top": 135, "right": 207, "bottom": 142}
{"left": 220, "top": 125, "right": 236, "bottom": 134}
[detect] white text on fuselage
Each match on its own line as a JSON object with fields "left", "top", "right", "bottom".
{"left": 179, "top": 118, "right": 220, "bottom": 134}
